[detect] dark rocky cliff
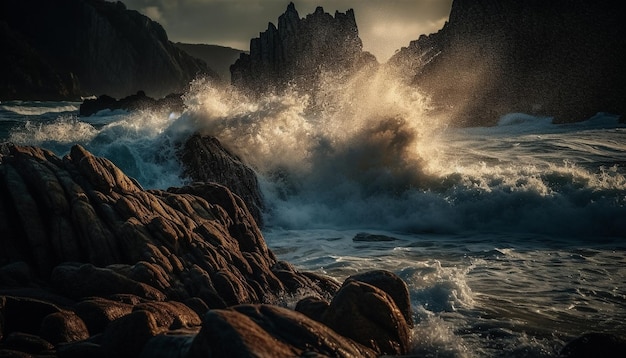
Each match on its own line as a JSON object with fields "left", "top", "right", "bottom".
{"left": 0, "top": 0, "right": 217, "bottom": 100}
{"left": 389, "top": 0, "right": 626, "bottom": 125}
{"left": 175, "top": 43, "right": 246, "bottom": 83}
{"left": 231, "top": 2, "right": 376, "bottom": 95}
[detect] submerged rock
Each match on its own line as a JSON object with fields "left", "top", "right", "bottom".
{"left": 322, "top": 277, "right": 412, "bottom": 355}
{"left": 353, "top": 232, "right": 398, "bottom": 242}
{"left": 294, "top": 269, "right": 414, "bottom": 356}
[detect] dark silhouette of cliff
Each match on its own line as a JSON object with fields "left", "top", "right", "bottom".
{"left": 0, "top": 0, "right": 217, "bottom": 101}
{"left": 174, "top": 43, "right": 246, "bottom": 83}
{"left": 230, "top": 2, "right": 376, "bottom": 95}
{"left": 389, "top": 0, "right": 626, "bottom": 125}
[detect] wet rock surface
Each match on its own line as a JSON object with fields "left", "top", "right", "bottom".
{"left": 0, "top": 143, "right": 414, "bottom": 357}
{"left": 177, "top": 134, "right": 265, "bottom": 226}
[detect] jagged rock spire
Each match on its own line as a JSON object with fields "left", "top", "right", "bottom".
{"left": 231, "top": 3, "right": 375, "bottom": 94}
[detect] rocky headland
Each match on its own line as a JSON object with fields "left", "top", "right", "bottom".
{"left": 0, "top": 0, "right": 217, "bottom": 101}
{"left": 0, "top": 143, "right": 414, "bottom": 357}
{"left": 174, "top": 43, "right": 247, "bottom": 83}
{"left": 230, "top": 2, "right": 377, "bottom": 95}
{"left": 388, "top": 0, "right": 626, "bottom": 125}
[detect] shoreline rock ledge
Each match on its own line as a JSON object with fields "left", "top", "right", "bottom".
{"left": 0, "top": 143, "right": 413, "bottom": 357}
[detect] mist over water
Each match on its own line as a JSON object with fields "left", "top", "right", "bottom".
{"left": 178, "top": 69, "right": 449, "bottom": 225}
{"left": 176, "top": 68, "right": 626, "bottom": 238}
{"left": 3, "top": 67, "right": 625, "bottom": 239}
{"left": 3, "top": 103, "right": 188, "bottom": 189}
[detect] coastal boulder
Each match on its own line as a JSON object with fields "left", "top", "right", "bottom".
{"left": 188, "top": 304, "right": 377, "bottom": 358}
{"left": 177, "top": 134, "right": 265, "bottom": 226}
{"left": 131, "top": 301, "right": 201, "bottom": 330}
{"left": 100, "top": 310, "right": 165, "bottom": 358}
{"left": 345, "top": 270, "right": 414, "bottom": 328}
{"left": 73, "top": 297, "right": 134, "bottom": 335}
{"left": 322, "top": 280, "right": 412, "bottom": 355}
{"left": 1, "top": 332, "right": 54, "bottom": 356}
{"left": 294, "top": 270, "right": 413, "bottom": 356}
{"left": 51, "top": 263, "right": 166, "bottom": 301}
{"left": 1, "top": 296, "right": 63, "bottom": 336}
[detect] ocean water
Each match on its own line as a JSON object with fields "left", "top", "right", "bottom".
{"left": 1, "top": 73, "right": 625, "bottom": 357}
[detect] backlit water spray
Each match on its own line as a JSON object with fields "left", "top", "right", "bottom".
{"left": 3, "top": 63, "right": 626, "bottom": 357}
{"left": 178, "top": 66, "right": 452, "bottom": 230}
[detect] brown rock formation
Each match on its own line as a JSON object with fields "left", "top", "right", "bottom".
{"left": 0, "top": 143, "right": 415, "bottom": 357}
{"left": 188, "top": 304, "right": 378, "bottom": 358}
{"left": 177, "top": 134, "right": 265, "bottom": 226}
{"left": 0, "top": 143, "right": 326, "bottom": 306}
{"left": 294, "top": 270, "right": 414, "bottom": 356}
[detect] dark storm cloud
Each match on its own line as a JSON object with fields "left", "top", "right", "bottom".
{"left": 120, "top": 0, "right": 453, "bottom": 61}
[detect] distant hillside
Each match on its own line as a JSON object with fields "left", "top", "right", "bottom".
{"left": 0, "top": 0, "right": 217, "bottom": 100}
{"left": 174, "top": 43, "right": 246, "bottom": 82}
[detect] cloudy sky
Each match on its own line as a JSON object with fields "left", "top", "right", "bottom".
{"left": 121, "top": 0, "right": 453, "bottom": 62}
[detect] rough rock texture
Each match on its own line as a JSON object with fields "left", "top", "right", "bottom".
{"left": 0, "top": 143, "right": 326, "bottom": 306}
{"left": 177, "top": 134, "right": 265, "bottom": 226}
{"left": 296, "top": 270, "right": 414, "bottom": 356}
{"left": 39, "top": 311, "right": 90, "bottom": 345}
{"left": 345, "top": 270, "right": 414, "bottom": 329}
{"left": 0, "top": 0, "right": 216, "bottom": 100}
{"left": 388, "top": 0, "right": 626, "bottom": 125}
{"left": 188, "top": 304, "right": 378, "bottom": 358}
{"left": 0, "top": 144, "right": 414, "bottom": 357}
{"left": 230, "top": 2, "right": 376, "bottom": 95}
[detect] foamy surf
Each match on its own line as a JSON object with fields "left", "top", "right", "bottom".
{"left": 1, "top": 65, "right": 625, "bottom": 357}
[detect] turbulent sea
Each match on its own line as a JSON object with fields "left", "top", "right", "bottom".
{"left": 1, "top": 74, "right": 625, "bottom": 357}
